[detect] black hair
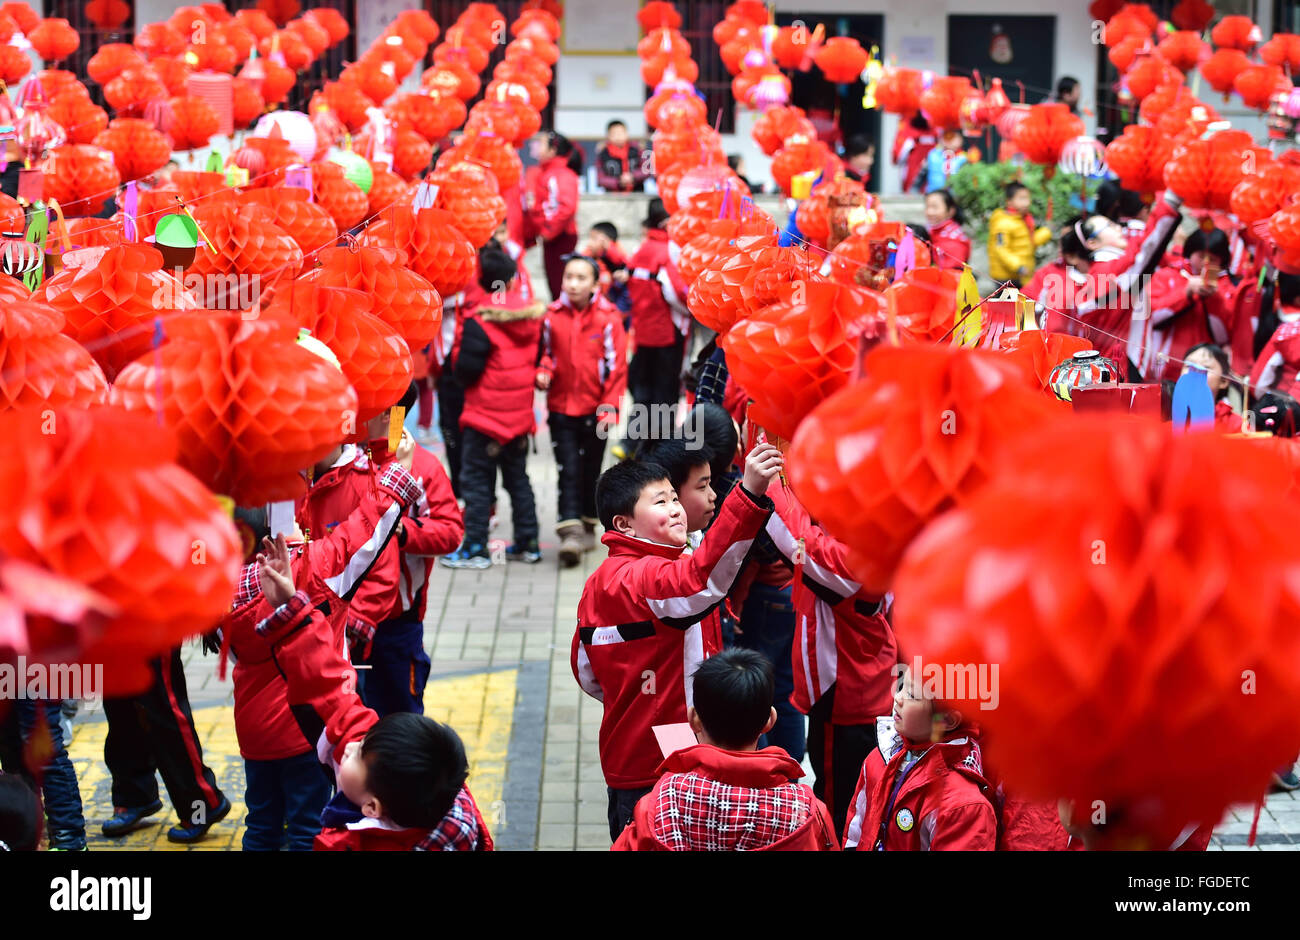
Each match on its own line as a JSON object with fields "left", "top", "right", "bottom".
{"left": 1182, "top": 342, "right": 1233, "bottom": 402}
{"left": 233, "top": 505, "right": 271, "bottom": 544}
{"left": 691, "top": 648, "right": 775, "bottom": 749}
{"left": 606, "top": 119, "right": 626, "bottom": 132}
{"left": 634, "top": 437, "right": 713, "bottom": 493}
{"left": 925, "top": 188, "right": 965, "bottom": 225}
{"left": 477, "top": 242, "right": 517, "bottom": 291}
{"left": 1060, "top": 215, "right": 1090, "bottom": 263}
{"left": 1057, "top": 76, "right": 1080, "bottom": 98}
{"left": 1254, "top": 271, "right": 1300, "bottom": 359}
{"left": 690, "top": 402, "right": 739, "bottom": 491}
{"left": 362, "top": 712, "right": 468, "bottom": 829}
{"left": 844, "top": 133, "right": 875, "bottom": 159}
{"left": 1004, "top": 181, "right": 1029, "bottom": 203}
{"left": 1095, "top": 180, "right": 1144, "bottom": 222}
{"left": 595, "top": 459, "right": 672, "bottom": 531}
{"left": 906, "top": 222, "right": 931, "bottom": 246}
{"left": 561, "top": 253, "right": 601, "bottom": 282}
{"left": 591, "top": 221, "right": 618, "bottom": 242}
{"left": 727, "top": 153, "right": 742, "bottom": 172}
{"left": 399, "top": 381, "right": 419, "bottom": 413}
{"left": 909, "top": 112, "right": 931, "bottom": 132}
{"left": 1250, "top": 390, "right": 1300, "bottom": 437}
{"left": 1183, "top": 228, "right": 1232, "bottom": 271}
{"left": 0, "top": 774, "right": 41, "bottom": 851}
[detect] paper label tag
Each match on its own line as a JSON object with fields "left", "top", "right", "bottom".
{"left": 387, "top": 406, "right": 405, "bottom": 455}
{"left": 412, "top": 182, "right": 437, "bottom": 210}
{"left": 267, "top": 501, "right": 298, "bottom": 539}
{"left": 284, "top": 165, "right": 313, "bottom": 196}
{"left": 651, "top": 723, "right": 698, "bottom": 759}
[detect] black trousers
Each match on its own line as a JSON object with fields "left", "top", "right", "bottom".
{"left": 807, "top": 683, "right": 877, "bottom": 842}
{"left": 628, "top": 336, "right": 685, "bottom": 416}
{"left": 460, "top": 427, "right": 539, "bottom": 548}
{"left": 549, "top": 412, "right": 605, "bottom": 526}
{"left": 103, "top": 647, "right": 224, "bottom": 819}
{"left": 437, "top": 371, "right": 466, "bottom": 499}
{"left": 607, "top": 785, "right": 652, "bottom": 843}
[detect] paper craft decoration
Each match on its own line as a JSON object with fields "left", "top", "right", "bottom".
{"left": 150, "top": 213, "right": 199, "bottom": 270}
{"left": 1171, "top": 367, "right": 1216, "bottom": 432}
{"left": 651, "top": 723, "right": 698, "bottom": 759}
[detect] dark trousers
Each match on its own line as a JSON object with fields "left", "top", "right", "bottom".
{"left": 807, "top": 683, "right": 876, "bottom": 841}
{"left": 416, "top": 375, "right": 436, "bottom": 430}
{"left": 543, "top": 232, "right": 579, "bottom": 301}
{"left": 460, "top": 427, "right": 538, "bottom": 548}
{"left": 242, "top": 750, "right": 333, "bottom": 851}
{"left": 628, "top": 337, "right": 685, "bottom": 417}
{"left": 437, "top": 371, "right": 466, "bottom": 499}
{"left": 607, "top": 785, "right": 652, "bottom": 842}
{"left": 0, "top": 699, "right": 86, "bottom": 849}
{"left": 360, "top": 616, "right": 432, "bottom": 718}
{"left": 103, "top": 647, "right": 224, "bottom": 821}
{"left": 549, "top": 412, "right": 605, "bottom": 526}
{"left": 735, "top": 582, "right": 805, "bottom": 764}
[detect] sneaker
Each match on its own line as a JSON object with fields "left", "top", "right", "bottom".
{"left": 440, "top": 546, "right": 492, "bottom": 569}
{"left": 1273, "top": 770, "right": 1300, "bottom": 792}
{"left": 167, "top": 795, "right": 231, "bottom": 844}
{"left": 101, "top": 799, "right": 163, "bottom": 838}
{"left": 505, "top": 540, "right": 542, "bottom": 564}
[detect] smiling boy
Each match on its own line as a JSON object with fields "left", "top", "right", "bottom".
{"left": 573, "top": 443, "right": 784, "bottom": 840}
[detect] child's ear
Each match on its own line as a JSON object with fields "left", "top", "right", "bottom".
{"left": 939, "top": 709, "right": 962, "bottom": 732}
{"left": 687, "top": 707, "right": 705, "bottom": 738}
{"left": 762, "top": 707, "right": 777, "bottom": 736}
{"left": 361, "top": 795, "right": 384, "bottom": 820}
{"left": 612, "top": 513, "right": 635, "bottom": 536}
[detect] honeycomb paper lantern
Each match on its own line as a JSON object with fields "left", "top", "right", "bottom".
{"left": 188, "top": 201, "right": 303, "bottom": 301}
{"left": 150, "top": 55, "right": 194, "bottom": 96}
{"left": 259, "top": 59, "right": 296, "bottom": 106}
{"left": 304, "top": 243, "right": 442, "bottom": 358}
{"left": 1104, "top": 124, "right": 1175, "bottom": 196}
{"left": 0, "top": 405, "right": 241, "bottom": 696}
{"left": 429, "top": 161, "right": 508, "bottom": 248}
{"left": 676, "top": 217, "right": 777, "bottom": 287}
{"left": 1201, "top": 49, "right": 1252, "bottom": 99}
{"left": 390, "top": 124, "right": 433, "bottom": 180}
{"left": 367, "top": 162, "right": 409, "bottom": 217}
{"left": 687, "top": 235, "right": 799, "bottom": 335}
{"left": 387, "top": 92, "right": 454, "bottom": 144}
{"left": 1211, "top": 14, "right": 1262, "bottom": 52}
{"left": 814, "top": 36, "right": 869, "bottom": 84}
{"left": 645, "top": 87, "right": 706, "bottom": 131}
{"left": 891, "top": 417, "right": 1300, "bottom": 849}
{"left": 322, "top": 79, "right": 372, "bottom": 132}
{"left": 134, "top": 23, "right": 187, "bottom": 60}
{"left": 85, "top": 0, "right": 131, "bottom": 31}
{"left": 1123, "top": 55, "right": 1181, "bottom": 103}
{"left": 751, "top": 104, "right": 815, "bottom": 156}
{"left": 876, "top": 67, "right": 924, "bottom": 116}
{"left": 94, "top": 117, "right": 172, "bottom": 182}
{"left": 1260, "top": 33, "right": 1300, "bottom": 73}
{"left": 362, "top": 206, "right": 477, "bottom": 297}
{"left": 109, "top": 310, "right": 357, "bottom": 505}
{"left": 231, "top": 77, "right": 266, "bottom": 129}
{"left": 786, "top": 343, "right": 1059, "bottom": 596}
{"left": 920, "top": 76, "right": 974, "bottom": 132}
{"left": 1233, "top": 163, "right": 1300, "bottom": 224}
{"left": 240, "top": 187, "right": 337, "bottom": 263}
{"left": 0, "top": 44, "right": 30, "bottom": 84}
{"left": 1109, "top": 35, "right": 1146, "bottom": 74}
{"left": 666, "top": 189, "right": 772, "bottom": 250}
{"left": 164, "top": 95, "right": 220, "bottom": 151}
{"left": 47, "top": 93, "right": 108, "bottom": 145}
{"left": 1172, "top": 0, "right": 1215, "bottom": 33}
{"left": 795, "top": 176, "right": 867, "bottom": 249}
{"left": 41, "top": 144, "right": 121, "bottom": 218}
{"left": 1164, "top": 128, "right": 1254, "bottom": 211}
{"left": 234, "top": 8, "right": 276, "bottom": 40}
{"left": 999, "top": 329, "right": 1094, "bottom": 396}
{"left": 720, "top": 279, "right": 884, "bottom": 442}
{"left": 1015, "top": 102, "right": 1085, "bottom": 170}
{"left": 0, "top": 301, "right": 107, "bottom": 411}
{"left": 34, "top": 243, "right": 194, "bottom": 381}
{"left": 29, "top": 18, "right": 80, "bottom": 63}
{"left": 311, "top": 159, "right": 370, "bottom": 230}
{"left": 439, "top": 133, "right": 522, "bottom": 191}
{"left": 882, "top": 265, "right": 966, "bottom": 343}
{"left": 770, "top": 137, "right": 837, "bottom": 197}
{"left": 305, "top": 7, "right": 350, "bottom": 46}
{"left": 87, "top": 43, "right": 145, "bottom": 86}
{"left": 1235, "top": 64, "right": 1290, "bottom": 112}
{"left": 1104, "top": 11, "right": 1153, "bottom": 48}
{"left": 1158, "top": 30, "right": 1209, "bottom": 73}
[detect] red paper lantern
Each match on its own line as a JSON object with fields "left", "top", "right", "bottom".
{"left": 1015, "top": 102, "right": 1086, "bottom": 171}
{"left": 188, "top": 200, "right": 303, "bottom": 301}
{"left": 1164, "top": 128, "right": 1254, "bottom": 211}
{"left": 1104, "top": 11, "right": 1153, "bottom": 48}
{"left": 439, "top": 133, "right": 522, "bottom": 193}
{"left": 920, "top": 75, "right": 974, "bottom": 132}
{"left": 891, "top": 418, "right": 1300, "bottom": 849}
{"left": 259, "top": 59, "right": 296, "bottom": 106}
{"left": 1260, "top": 33, "right": 1300, "bottom": 73}
{"left": 305, "top": 7, "right": 350, "bottom": 46}
{"left": 0, "top": 300, "right": 107, "bottom": 411}
{"left": 388, "top": 124, "right": 432, "bottom": 180}
{"left": 1171, "top": 0, "right": 1215, "bottom": 33}
{"left": 464, "top": 98, "right": 522, "bottom": 148}
{"left": 639, "top": 27, "right": 691, "bottom": 63}
{"left": 150, "top": 55, "right": 194, "bottom": 96}
{"left": 1108, "top": 35, "right": 1146, "bottom": 74}
{"left": 722, "top": 280, "right": 885, "bottom": 443}
{"left": 0, "top": 44, "right": 29, "bottom": 84}
{"left": 513, "top": 9, "right": 560, "bottom": 40}
{"left": 1158, "top": 30, "right": 1208, "bottom": 73}
{"left": 875, "top": 67, "right": 924, "bottom": 116}
{"left": 240, "top": 187, "right": 336, "bottom": 263}
{"left": 666, "top": 190, "right": 767, "bottom": 249}
{"left": 1153, "top": 95, "right": 1219, "bottom": 141}
{"left": 645, "top": 86, "right": 706, "bottom": 131}
{"left": 216, "top": 21, "right": 255, "bottom": 62}
{"left": 687, "top": 235, "right": 795, "bottom": 335}
{"left": 1104, "top": 124, "right": 1175, "bottom": 196}
{"left": 1235, "top": 64, "right": 1290, "bottom": 111}
{"left": 1233, "top": 163, "right": 1300, "bottom": 224}
{"left": 34, "top": 243, "right": 193, "bottom": 380}
{"left": 164, "top": 95, "right": 220, "bottom": 151}
{"left": 393, "top": 8, "right": 438, "bottom": 44}
{"left": 256, "top": 0, "right": 300, "bottom": 28}
{"left": 641, "top": 52, "right": 697, "bottom": 88}
{"left": 29, "top": 18, "right": 80, "bottom": 63}
{"left": 795, "top": 175, "right": 867, "bottom": 249}
{"left": 103, "top": 67, "right": 168, "bottom": 117}
{"left": 422, "top": 63, "right": 480, "bottom": 103}
{"left": 428, "top": 161, "right": 507, "bottom": 248}
{"left": 750, "top": 104, "right": 816, "bottom": 157}
{"left": 362, "top": 206, "right": 477, "bottom": 297}
{"left": 1211, "top": 14, "right": 1261, "bottom": 52}
{"left": 135, "top": 23, "right": 187, "bottom": 60}
{"left": 0, "top": 2, "right": 36, "bottom": 34}
{"left": 1269, "top": 202, "right": 1300, "bottom": 263}
{"left": 367, "top": 162, "right": 410, "bottom": 217}
{"left": 637, "top": 1, "right": 681, "bottom": 31}
{"left": 1125, "top": 56, "right": 1181, "bottom": 104}
{"left": 94, "top": 118, "right": 172, "bottom": 182}
{"left": 770, "top": 137, "right": 837, "bottom": 197}
{"left": 262, "top": 283, "right": 412, "bottom": 425}
{"left": 0, "top": 193, "right": 23, "bottom": 233}
{"left": 387, "top": 92, "right": 455, "bottom": 144}
{"left": 786, "top": 344, "right": 1058, "bottom": 596}
{"left": 234, "top": 8, "right": 276, "bottom": 40}
{"left": 85, "top": 0, "right": 131, "bottom": 30}
{"left": 771, "top": 25, "right": 811, "bottom": 70}
{"left": 110, "top": 311, "right": 357, "bottom": 506}
{"left": 322, "top": 80, "right": 372, "bottom": 133}
{"left": 47, "top": 93, "right": 107, "bottom": 146}
{"left": 0, "top": 405, "right": 241, "bottom": 695}
{"left": 999, "top": 329, "right": 1094, "bottom": 395}
{"left": 814, "top": 37, "right": 868, "bottom": 85}
{"left": 41, "top": 144, "right": 121, "bottom": 218}
{"left": 287, "top": 16, "right": 330, "bottom": 58}
{"left": 310, "top": 159, "right": 369, "bottom": 231}
{"left": 677, "top": 218, "right": 777, "bottom": 288}
{"left": 433, "top": 41, "right": 488, "bottom": 77}
{"left": 87, "top": 43, "right": 145, "bottom": 86}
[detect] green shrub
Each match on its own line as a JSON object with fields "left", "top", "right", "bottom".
{"left": 946, "top": 160, "right": 1101, "bottom": 262}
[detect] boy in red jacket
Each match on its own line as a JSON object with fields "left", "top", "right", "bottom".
{"left": 527, "top": 130, "right": 581, "bottom": 299}
{"left": 613, "top": 648, "right": 839, "bottom": 851}
{"left": 537, "top": 254, "right": 628, "bottom": 566}
{"left": 574, "top": 442, "right": 785, "bottom": 840}
{"left": 442, "top": 243, "right": 546, "bottom": 569}
{"left": 842, "top": 666, "right": 997, "bottom": 851}
{"left": 627, "top": 198, "right": 691, "bottom": 422}
{"left": 240, "top": 531, "right": 493, "bottom": 852}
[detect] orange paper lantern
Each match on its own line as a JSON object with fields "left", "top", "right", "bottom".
{"left": 0, "top": 300, "right": 107, "bottom": 411}
{"left": 94, "top": 118, "right": 172, "bottom": 182}
{"left": 41, "top": 144, "right": 121, "bottom": 218}
{"left": 28, "top": 18, "right": 80, "bottom": 63}
{"left": 361, "top": 206, "right": 477, "bottom": 297}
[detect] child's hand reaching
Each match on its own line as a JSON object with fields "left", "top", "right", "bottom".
{"left": 742, "top": 442, "right": 784, "bottom": 497}
{"left": 396, "top": 429, "right": 416, "bottom": 471}
{"left": 256, "top": 534, "right": 296, "bottom": 608}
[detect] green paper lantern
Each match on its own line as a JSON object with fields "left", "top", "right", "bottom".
{"left": 330, "top": 151, "right": 373, "bottom": 195}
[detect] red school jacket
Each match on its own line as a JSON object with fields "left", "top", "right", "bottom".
{"left": 628, "top": 228, "right": 690, "bottom": 348}
{"left": 455, "top": 276, "right": 547, "bottom": 445}
{"left": 843, "top": 719, "right": 998, "bottom": 851}
{"left": 538, "top": 291, "right": 628, "bottom": 419}
{"left": 612, "top": 744, "right": 840, "bottom": 851}
{"left": 1251, "top": 309, "right": 1300, "bottom": 398}
{"left": 226, "top": 463, "right": 419, "bottom": 760}
{"left": 1145, "top": 261, "right": 1252, "bottom": 383}
{"left": 929, "top": 218, "right": 971, "bottom": 270}
{"left": 764, "top": 481, "right": 898, "bottom": 726}
{"left": 527, "top": 154, "right": 579, "bottom": 241}
{"left": 390, "top": 443, "right": 463, "bottom": 622}
{"left": 572, "top": 483, "right": 773, "bottom": 789}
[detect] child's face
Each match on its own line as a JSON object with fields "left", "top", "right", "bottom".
{"left": 586, "top": 229, "right": 609, "bottom": 254}
{"left": 1088, "top": 216, "right": 1127, "bottom": 252}
{"left": 943, "top": 131, "right": 963, "bottom": 151}
{"left": 924, "top": 192, "right": 953, "bottom": 227}
{"left": 893, "top": 668, "right": 937, "bottom": 743}
{"left": 678, "top": 461, "right": 716, "bottom": 532}
{"left": 617, "top": 478, "right": 688, "bottom": 546}
{"left": 1183, "top": 347, "right": 1228, "bottom": 393}
{"left": 607, "top": 123, "right": 627, "bottom": 146}
{"left": 562, "top": 260, "right": 597, "bottom": 307}
{"left": 338, "top": 740, "right": 382, "bottom": 817}
{"left": 1009, "top": 188, "right": 1032, "bottom": 214}
{"left": 493, "top": 220, "right": 508, "bottom": 245}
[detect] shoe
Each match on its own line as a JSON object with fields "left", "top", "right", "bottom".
{"left": 167, "top": 795, "right": 231, "bottom": 844}
{"left": 505, "top": 540, "right": 542, "bottom": 564}
{"left": 1273, "top": 770, "right": 1300, "bottom": 792}
{"left": 101, "top": 800, "right": 163, "bottom": 838}
{"left": 440, "top": 545, "right": 492, "bottom": 569}
{"left": 582, "top": 520, "right": 599, "bottom": 552}
{"left": 557, "top": 522, "right": 584, "bottom": 568}
{"left": 48, "top": 828, "right": 88, "bottom": 851}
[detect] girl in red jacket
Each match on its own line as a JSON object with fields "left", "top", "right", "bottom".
{"left": 536, "top": 255, "right": 628, "bottom": 566}
{"left": 924, "top": 189, "right": 970, "bottom": 270}
{"left": 527, "top": 130, "right": 582, "bottom": 301}
{"left": 842, "top": 666, "right": 998, "bottom": 851}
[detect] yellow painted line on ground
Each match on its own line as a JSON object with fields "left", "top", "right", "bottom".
{"left": 67, "top": 669, "right": 517, "bottom": 851}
